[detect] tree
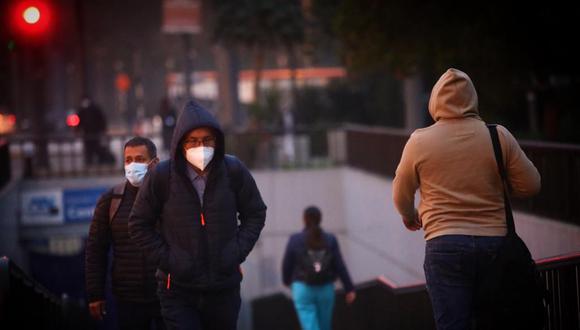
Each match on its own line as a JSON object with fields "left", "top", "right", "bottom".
{"left": 210, "top": 0, "right": 304, "bottom": 105}
{"left": 320, "top": 0, "right": 580, "bottom": 140}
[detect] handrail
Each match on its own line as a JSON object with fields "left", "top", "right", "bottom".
{"left": 376, "top": 275, "right": 426, "bottom": 294}
{"left": 252, "top": 251, "right": 580, "bottom": 330}
{"left": 0, "top": 256, "right": 93, "bottom": 329}
{"left": 536, "top": 251, "right": 580, "bottom": 269}
{"left": 343, "top": 125, "right": 580, "bottom": 225}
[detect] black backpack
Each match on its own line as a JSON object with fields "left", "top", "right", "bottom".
{"left": 300, "top": 247, "right": 335, "bottom": 285}
{"left": 108, "top": 182, "right": 126, "bottom": 223}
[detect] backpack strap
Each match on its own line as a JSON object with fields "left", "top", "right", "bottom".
{"left": 153, "top": 159, "right": 171, "bottom": 204}
{"left": 486, "top": 124, "right": 516, "bottom": 235}
{"left": 224, "top": 154, "right": 243, "bottom": 195}
{"left": 108, "top": 182, "right": 126, "bottom": 224}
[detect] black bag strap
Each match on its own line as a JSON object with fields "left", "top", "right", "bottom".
{"left": 154, "top": 159, "right": 171, "bottom": 204}
{"left": 109, "top": 182, "right": 126, "bottom": 224}
{"left": 486, "top": 124, "right": 516, "bottom": 235}
{"left": 224, "top": 154, "right": 243, "bottom": 196}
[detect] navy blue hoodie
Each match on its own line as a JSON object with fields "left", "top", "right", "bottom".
{"left": 129, "top": 100, "right": 267, "bottom": 290}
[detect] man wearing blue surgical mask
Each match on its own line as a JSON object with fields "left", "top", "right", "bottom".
{"left": 85, "top": 137, "right": 164, "bottom": 330}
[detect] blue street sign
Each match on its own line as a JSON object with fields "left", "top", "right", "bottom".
{"left": 63, "top": 187, "right": 108, "bottom": 222}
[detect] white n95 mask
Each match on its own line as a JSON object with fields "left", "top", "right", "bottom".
{"left": 185, "top": 146, "right": 214, "bottom": 171}
{"left": 124, "top": 162, "right": 149, "bottom": 187}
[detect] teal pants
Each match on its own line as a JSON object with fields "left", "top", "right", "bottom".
{"left": 291, "top": 281, "right": 335, "bottom": 330}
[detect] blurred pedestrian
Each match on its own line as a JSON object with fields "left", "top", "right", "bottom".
{"left": 85, "top": 136, "right": 165, "bottom": 330}
{"left": 159, "top": 96, "right": 177, "bottom": 152}
{"left": 77, "top": 96, "right": 112, "bottom": 165}
{"left": 282, "top": 206, "right": 356, "bottom": 330}
{"left": 129, "top": 99, "right": 267, "bottom": 330}
{"left": 392, "top": 68, "right": 541, "bottom": 330}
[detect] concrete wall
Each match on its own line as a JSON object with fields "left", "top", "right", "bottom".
{"left": 244, "top": 166, "right": 580, "bottom": 304}
{"left": 4, "top": 167, "right": 580, "bottom": 329}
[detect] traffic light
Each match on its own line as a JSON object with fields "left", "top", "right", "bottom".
{"left": 9, "top": 1, "right": 53, "bottom": 42}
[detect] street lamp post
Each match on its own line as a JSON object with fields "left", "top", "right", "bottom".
{"left": 9, "top": 0, "right": 55, "bottom": 172}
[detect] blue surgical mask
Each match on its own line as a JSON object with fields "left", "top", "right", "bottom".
{"left": 124, "top": 162, "right": 149, "bottom": 187}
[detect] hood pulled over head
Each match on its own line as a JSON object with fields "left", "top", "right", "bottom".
{"left": 170, "top": 99, "right": 225, "bottom": 171}
{"left": 428, "top": 68, "right": 480, "bottom": 122}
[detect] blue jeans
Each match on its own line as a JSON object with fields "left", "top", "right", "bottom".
{"left": 291, "top": 281, "right": 335, "bottom": 330}
{"left": 424, "top": 235, "right": 504, "bottom": 330}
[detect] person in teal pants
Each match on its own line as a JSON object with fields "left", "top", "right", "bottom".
{"left": 282, "top": 206, "right": 356, "bottom": 330}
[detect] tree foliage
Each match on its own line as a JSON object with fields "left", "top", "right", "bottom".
{"left": 210, "top": 0, "right": 304, "bottom": 50}
{"left": 320, "top": 0, "right": 580, "bottom": 140}
{"left": 330, "top": 1, "right": 580, "bottom": 77}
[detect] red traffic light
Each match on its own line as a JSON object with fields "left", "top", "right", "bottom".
{"left": 66, "top": 113, "right": 80, "bottom": 127}
{"left": 22, "top": 6, "right": 41, "bottom": 24}
{"left": 10, "top": 1, "right": 52, "bottom": 39}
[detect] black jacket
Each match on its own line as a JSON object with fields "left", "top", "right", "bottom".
{"left": 281, "top": 230, "right": 354, "bottom": 292}
{"left": 85, "top": 182, "right": 158, "bottom": 303}
{"left": 129, "top": 100, "right": 267, "bottom": 291}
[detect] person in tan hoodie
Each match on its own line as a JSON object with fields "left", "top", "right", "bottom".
{"left": 392, "top": 68, "right": 540, "bottom": 330}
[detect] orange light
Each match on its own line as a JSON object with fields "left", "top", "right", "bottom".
{"left": 66, "top": 114, "right": 80, "bottom": 127}
{"left": 7, "top": 114, "right": 16, "bottom": 126}
{"left": 0, "top": 114, "right": 17, "bottom": 134}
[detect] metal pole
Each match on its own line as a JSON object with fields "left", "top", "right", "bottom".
{"left": 182, "top": 33, "right": 193, "bottom": 100}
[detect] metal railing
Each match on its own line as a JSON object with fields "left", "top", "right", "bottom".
{"left": 5, "top": 128, "right": 334, "bottom": 179}
{"left": 517, "top": 142, "right": 580, "bottom": 223}
{"left": 537, "top": 252, "right": 580, "bottom": 330}
{"left": 342, "top": 125, "right": 580, "bottom": 226}
{"left": 7, "top": 133, "right": 131, "bottom": 178}
{"left": 6, "top": 124, "right": 580, "bottom": 224}
{"left": 0, "top": 256, "right": 94, "bottom": 329}
{"left": 251, "top": 252, "right": 580, "bottom": 330}
{"left": 251, "top": 279, "right": 434, "bottom": 330}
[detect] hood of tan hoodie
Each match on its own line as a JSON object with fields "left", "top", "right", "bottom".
{"left": 428, "top": 68, "right": 481, "bottom": 122}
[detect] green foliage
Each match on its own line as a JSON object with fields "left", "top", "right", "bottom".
{"left": 210, "top": 0, "right": 304, "bottom": 49}
{"left": 248, "top": 89, "right": 283, "bottom": 129}
{"left": 330, "top": 1, "right": 580, "bottom": 77}
{"left": 293, "top": 73, "right": 404, "bottom": 127}
{"left": 317, "top": 0, "right": 580, "bottom": 142}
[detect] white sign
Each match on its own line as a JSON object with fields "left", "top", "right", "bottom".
{"left": 21, "top": 189, "right": 64, "bottom": 225}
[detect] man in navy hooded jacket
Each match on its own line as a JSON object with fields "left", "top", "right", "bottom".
{"left": 129, "top": 100, "right": 267, "bottom": 330}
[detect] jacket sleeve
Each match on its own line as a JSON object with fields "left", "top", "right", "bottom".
{"left": 497, "top": 125, "right": 541, "bottom": 198}
{"left": 85, "top": 190, "right": 113, "bottom": 302}
{"left": 235, "top": 165, "right": 267, "bottom": 263}
{"left": 281, "top": 237, "right": 295, "bottom": 287}
{"left": 392, "top": 134, "right": 420, "bottom": 221}
{"left": 128, "top": 168, "right": 169, "bottom": 271}
{"left": 331, "top": 235, "right": 354, "bottom": 292}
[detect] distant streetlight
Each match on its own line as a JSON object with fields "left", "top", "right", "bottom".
{"left": 11, "top": 1, "right": 52, "bottom": 40}
{"left": 23, "top": 6, "right": 41, "bottom": 24}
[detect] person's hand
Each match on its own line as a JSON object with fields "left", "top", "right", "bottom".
{"left": 403, "top": 209, "right": 422, "bottom": 231}
{"left": 345, "top": 291, "right": 356, "bottom": 305}
{"left": 89, "top": 300, "right": 106, "bottom": 320}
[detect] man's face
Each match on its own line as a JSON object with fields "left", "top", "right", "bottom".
{"left": 182, "top": 127, "right": 216, "bottom": 152}
{"left": 124, "top": 145, "right": 152, "bottom": 165}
